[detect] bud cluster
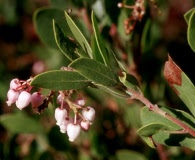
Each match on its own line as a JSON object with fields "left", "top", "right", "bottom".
{"left": 55, "top": 91, "right": 95, "bottom": 142}
{"left": 6, "top": 78, "right": 51, "bottom": 112}
{"left": 118, "top": 0, "right": 145, "bottom": 34}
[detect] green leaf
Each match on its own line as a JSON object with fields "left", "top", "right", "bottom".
{"left": 116, "top": 150, "right": 147, "bottom": 160}
{"left": 187, "top": 10, "right": 195, "bottom": 52}
{"left": 174, "top": 72, "right": 195, "bottom": 117}
{"left": 184, "top": 7, "right": 195, "bottom": 24}
{"left": 138, "top": 123, "right": 170, "bottom": 137}
{"left": 53, "top": 20, "right": 79, "bottom": 61}
{"left": 91, "top": 11, "right": 109, "bottom": 65}
{"left": 69, "top": 57, "right": 120, "bottom": 87}
{"left": 0, "top": 112, "right": 43, "bottom": 134}
{"left": 33, "top": 7, "right": 71, "bottom": 49}
{"left": 95, "top": 84, "right": 129, "bottom": 99}
{"left": 65, "top": 11, "right": 93, "bottom": 58}
{"left": 153, "top": 131, "right": 195, "bottom": 150}
{"left": 30, "top": 70, "right": 91, "bottom": 90}
{"left": 140, "top": 106, "right": 195, "bottom": 150}
{"left": 119, "top": 72, "right": 140, "bottom": 93}
{"left": 164, "top": 56, "right": 195, "bottom": 117}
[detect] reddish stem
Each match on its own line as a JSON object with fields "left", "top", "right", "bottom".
{"left": 128, "top": 89, "right": 195, "bottom": 138}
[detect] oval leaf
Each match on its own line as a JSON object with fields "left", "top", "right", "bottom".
{"left": 187, "top": 10, "right": 195, "bottom": 52}
{"left": 138, "top": 123, "right": 169, "bottom": 137}
{"left": 69, "top": 57, "right": 120, "bottom": 87}
{"left": 0, "top": 112, "right": 43, "bottom": 134}
{"left": 65, "top": 11, "right": 93, "bottom": 58}
{"left": 53, "top": 20, "right": 79, "bottom": 61}
{"left": 30, "top": 70, "right": 91, "bottom": 90}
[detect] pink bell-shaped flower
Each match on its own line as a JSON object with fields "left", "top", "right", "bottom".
{"left": 6, "top": 89, "right": 19, "bottom": 106}
{"left": 80, "top": 120, "right": 90, "bottom": 131}
{"left": 75, "top": 98, "right": 85, "bottom": 106}
{"left": 54, "top": 107, "right": 67, "bottom": 126}
{"left": 9, "top": 78, "right": 21, "bottom": 90}
{"left": 31, "top": 92, "right": 45, "bottom": 108}
{"left": 16, "top": 91, "right": 31, "bottom": 110}
{"left": 67, "top": 123, "right": 81, "bottom": 142}
{"left": 82, "top": 106, "right": 95, "bottom": 123}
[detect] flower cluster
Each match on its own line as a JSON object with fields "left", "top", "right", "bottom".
{"left": 6, "top": 78, "right": 47, "bottom": 111}
{"left": 118, "top": 0, "right": 145, "bottom": 34}
{"left": 6, "top": 78, "right": 95, "bottom": 142}
{"left": 55, "top": 91, "right": 95, "bottom": 142}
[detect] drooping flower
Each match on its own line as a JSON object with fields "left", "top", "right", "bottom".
{"left": 67, "top": 123, "right": 81, "bottom": 142}
{"left": 16, "top": 91, "right": 31, "bottom": 110}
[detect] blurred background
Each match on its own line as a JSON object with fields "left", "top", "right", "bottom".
{"left": 0, "top": 0, "right": 195, "bottom": 159}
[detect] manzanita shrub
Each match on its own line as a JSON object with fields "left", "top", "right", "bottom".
{"left": 2, "top": 0, "right": 195, "bottom": 159}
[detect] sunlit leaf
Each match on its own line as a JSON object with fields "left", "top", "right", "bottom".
{"left": 65, "top": 11, "right": 92, "bottom": 58}
{"left": 138, "top": 123, "right": 169, "bottom": 137}
{"left": 69, "top": 57, "right": 120, "bottom": 87}
{"left": 91, "top": 11, "right": 109, "bottom": 65}
{"left": 30, "top": 70, "right": 91, "bottom": 90}
{"left": 164, "top": 56, "right": 195, "bottom": 117}
{"left": 0, "top": 112, "right": 43, "bottom": 134}
{"left": 140, "top": 106, "right": 195, "bottom": 150}
{"left": 187, "top": 10, "right": 195, "bottom": 52}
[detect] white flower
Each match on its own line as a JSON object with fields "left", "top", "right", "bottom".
{"left": 67, "top": 123, "right": 81, "bottom": 142}
{"left": 16, "top": 91, "right": 31, "bottom": 110}
{"left": 75, "top": 98, "right": 85, "bottom": 106}
{"left": 9, "top": 78, "right": 21, "bottom": 90}
{"left": 6, "top": 89, "right": 19, "bottom": 106}
{"left": 80, "top": 120, "right": 90, "bottom": 131}
{"left": 82, "top": 106, "right": 95, "bottom": 123}
{"left": 54, "top": 107, "right": 67, "bottom": 126}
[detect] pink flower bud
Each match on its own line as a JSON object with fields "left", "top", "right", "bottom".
{"left": 57, "top": 94, "right": 64, "bottom": 104}
{"left": 80, "top": 120, "right": 90, "bottom": 131}
{"left": 31, "top": 92, "right": 45, "bottom": 108}
{"left": 16, "top": 91, "right": 31, "bottom": 110}
{"left": 82, "top": 106, "right": 95, "bottom": 123}
{"left": 10, "top": 78, "right": 21, "bottom": 90}
{"left": 6, "top": 89, "right": 19, "bottom": 106}
{"left": 75, "top": 98, "right": 85, "bottom": 106}
{"left": 55, "top": 107, "right": 67, "bottom": 126}
{"left": 67, "top": 123, "right": 81, "bottom": 142}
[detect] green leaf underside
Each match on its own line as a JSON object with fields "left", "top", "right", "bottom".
{"left": 95, "top": 84, "right": 129, "bottom": 99}
{"left": 138, "top": 123, "right": 170, "bottom": 137}
{"left": 187, "top": 10, "right": 195, "bottom": 52}
{"left": 69, "top": 58, "right": 120, "bottom": 87}
{"left": 65, "top": 11, "right": 92, "bottom": 58}
{"left": 140, "top": 106, "right": 195, "bottom": 149}
{"left": 174, "top": 72, "right": 195, "bottom": 117}
{"left": 0, "top": 113, "right": 43, "bottom": 134}
{"left": 33, "top": 7, "right": 71, "bottom": 49}
{"left": 91, "top": 11, "right": 109, "bottom": 65}
{"left": 53, "top": 20, "right": 79, "bottom": 61}
{"left": 184, "top": 7, "right": 195, "bottom": 24}
{"left": 30, "top": 70, "right": 91, "bottom": 90}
